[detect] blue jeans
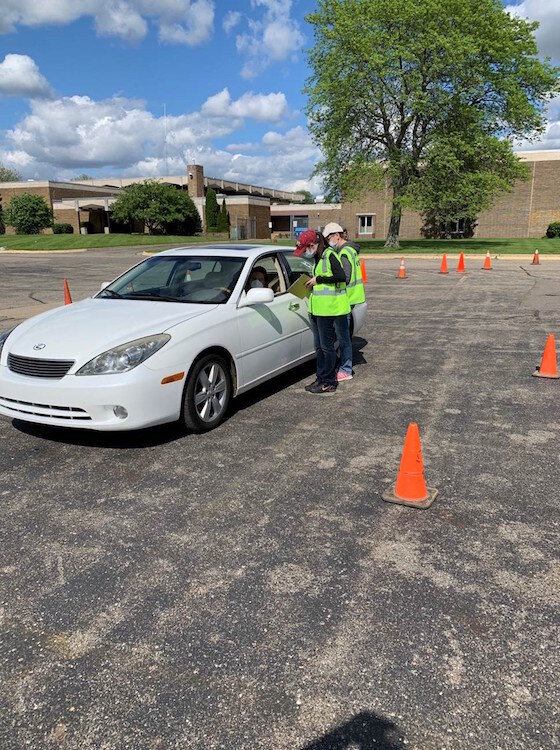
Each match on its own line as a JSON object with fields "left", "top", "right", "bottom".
{"left": 334, "top": 312, "right": 352, "bottom": 375}
{"left": 309, "top": 314, "right": 337, "bottom": 386}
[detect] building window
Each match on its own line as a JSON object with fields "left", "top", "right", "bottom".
{"left": 358, "top": 214, "right": 374, "bottom": 235}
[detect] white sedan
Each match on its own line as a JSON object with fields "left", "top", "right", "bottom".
{"left": 0, "top": 245, "right": 367, "bottom": 431}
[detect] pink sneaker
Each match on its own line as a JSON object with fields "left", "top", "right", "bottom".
{"left": 336, "top": 371, "right": 353, "bottom": 382}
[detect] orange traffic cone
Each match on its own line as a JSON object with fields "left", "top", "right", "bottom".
{"left": 382, "top": 423, "right": 438, "bottom": 509}
{"left": 531, "top": 249, "right": 540, "bottom": 265}
{"left": 63, "top": 278, "right": 72, "bottom": 305}
{"left": 456, "top": 252, "right": 465, "bottom": 273}
{"left": 439, "top": 254, "right": 449, "bottom": 274}
{"left": 532, "top": 334, "right": 559, "bottom": 379}
{"left": 360, "top": 258, "right": 368, "bottom": 283}
{"left": 482, "top": 250, "right": 492, "bottom": 270}
{"left": 397, "top": 257, "right": 406, "bottom": 279}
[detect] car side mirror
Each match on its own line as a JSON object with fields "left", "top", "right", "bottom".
{"left": 99, "top": 281, "right": 110, "bottom": 291}
{"left": 238, "top": 287, "right": 275, "bottom": 308}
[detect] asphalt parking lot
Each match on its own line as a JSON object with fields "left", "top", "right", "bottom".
{"left": 1, "top": 248, "right": 559, "bottom": 750}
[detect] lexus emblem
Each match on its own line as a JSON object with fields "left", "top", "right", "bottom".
{"left": 33, "top": 343, "right": 46, "bottom": 350}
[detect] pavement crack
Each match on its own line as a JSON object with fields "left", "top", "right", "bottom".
{"left": 28, "top": 292, "right": 46, "bottom": 304}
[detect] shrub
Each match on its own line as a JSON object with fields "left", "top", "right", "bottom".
{"left": 4, "top": 193, "right": 53, "bottom": 234}
{"left": 545, "top": 222, "right": 560, "bottom": 238}
{"left": 52, "top": 222, "right": 74, "bottom": 234}
{"left": 205, "top": 188, "right": 219, "bottom": 231}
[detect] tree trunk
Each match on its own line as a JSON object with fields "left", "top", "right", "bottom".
{"left": 385, "top": 202, "right": 402, "bottom": 248}
{"left": 384, "top": 180, "right": 405, "bottom": 248}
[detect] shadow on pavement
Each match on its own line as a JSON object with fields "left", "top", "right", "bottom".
{"left": 301, "top": 711, "right": 405, "bottom": 750}
{"left": 11, "top": 418, "right": 186, "bottom": 449}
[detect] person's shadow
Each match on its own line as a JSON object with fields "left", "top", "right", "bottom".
{"left": 301, "top": 711, "right": 405, "bottom": 750}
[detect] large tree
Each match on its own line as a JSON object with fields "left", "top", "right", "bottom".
{"left": 111, "top": 181, "right": 201, "bottom": 235}
{"left": 0, "top": 163, "right": 22, "bottom": 182}
{"left": 305, "top": 0, "right": 559, "bottom": 247}
{"left": 4, "top": 193, "right": 53, "bottom": 234}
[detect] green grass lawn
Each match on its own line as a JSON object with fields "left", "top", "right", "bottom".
{"left": 1, "top": 233, "right": 559, "bottom": 254}
{"left": 0, "top": 233, "right": 233, "bottom": 251}
{"left": 357, "top": 238, "right": 560, "bottom": 254}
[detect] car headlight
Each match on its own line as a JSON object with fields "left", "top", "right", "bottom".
{"left": 76, "top": 334, "right": 171, "bottom": 376}
{"left": 0, "top": 328, "right": 15, "bottom": 358}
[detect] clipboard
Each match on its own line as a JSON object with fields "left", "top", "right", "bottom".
{"left": 287, "top": 273, "right": 311, "bottom": 299}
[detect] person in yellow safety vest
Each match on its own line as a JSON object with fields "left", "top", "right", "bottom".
{"left": 321, "top": 222, "right": 365, "bottom": 381}
{"left": 294, "top": 228, "right": 350, "bottom": 393}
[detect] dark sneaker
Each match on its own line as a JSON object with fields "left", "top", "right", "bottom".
{"left": 308, "top": 382, "right": 337, "bottom": 394}
{"left": 305, "top": 379, "right": 320, "bottom": 392}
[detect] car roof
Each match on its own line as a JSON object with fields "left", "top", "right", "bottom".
{"left": 156, "top": 244, "right": 295, "bottom": 260}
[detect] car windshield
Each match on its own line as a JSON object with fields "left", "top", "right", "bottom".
{"left": 96, "top": 255, "right": 247, "bottom": 304}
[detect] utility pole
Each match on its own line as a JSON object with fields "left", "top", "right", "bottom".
{"left": 163, "top": 103, "right": 168, "bottom": 176}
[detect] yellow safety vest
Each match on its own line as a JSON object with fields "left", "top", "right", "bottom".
{"left": 308, "top": 249, "right": 351, "bottom": 316}
{"left": 338, "top": 244, "right": 365, "bottom": 305}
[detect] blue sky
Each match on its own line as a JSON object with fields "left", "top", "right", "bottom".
{"left": 0, "top": 0, "right": 558, "bottom": 192}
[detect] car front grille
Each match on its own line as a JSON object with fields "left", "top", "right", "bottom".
{"left": 0, "top": 396, "right": 91, "bottom": 421}
{"left": 7, "top": 353, "right": 74, "bottom": 379}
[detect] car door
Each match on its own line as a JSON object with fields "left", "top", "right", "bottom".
{"left": 236, "top": 254, "right": 306, "bottom": 386}
{"left": 280, "top": 251, "right": 315, "bottom": 357}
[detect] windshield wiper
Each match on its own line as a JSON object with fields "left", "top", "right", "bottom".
{"left": 124, "top": 292, "right": 181, "bottom": 303}
{"left": 98, "top": 288, "right": 123, "bottom": 299}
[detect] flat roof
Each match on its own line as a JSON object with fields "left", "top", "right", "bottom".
{"left": 0, "top": 180, "right": 121, "bottom": 194}
{"left": 516, "top": 150, "right": 560, "bottom": 161}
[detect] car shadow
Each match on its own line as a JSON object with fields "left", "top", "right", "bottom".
{"left": 12, "top": 418, "right": 186, "bottom": 449}
{"left": 230, "top": 358, "right": 317, "bottom": 416}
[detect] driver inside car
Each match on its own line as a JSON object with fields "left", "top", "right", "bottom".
{"left": 246, "top": 266, "right": 269, "bottom": 291}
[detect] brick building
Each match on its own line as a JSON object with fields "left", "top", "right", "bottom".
{"left": 1, "top": 151, "right": 559, "bottom": 240}
{"left": 271, "top": 150, "right": 560, "bottom": 241}
{"left": 0, "top": 165, "right": 302, "bottom": 239}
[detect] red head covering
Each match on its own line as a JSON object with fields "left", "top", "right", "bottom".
{"left": 294, "top": 229, "right": 319, "bottom": 257}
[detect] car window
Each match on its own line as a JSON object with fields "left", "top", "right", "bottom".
{"left": 281, "top": 252, "right": 314, "bottom": 286}
{"left": 246, "top": 255, "right": 287, "bottom": 296}
{"left": 98, "top": 256, "right": 246, "bottom": 304}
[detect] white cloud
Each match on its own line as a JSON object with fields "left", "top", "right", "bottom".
{"left": 201, "top": 88, "right": 290, "bottom": 122}
{"left": 94, "top": 2, "right": 148, "bottom": 43}
{"left": 505, "top": 0, "right": 560, "bottom": 60}
{"left": 235, "top": 0, "right": 304, "bottom": 78}
{"left": 1, "top": 88, "right": 306, "bottom": 187}
{"left": 0, "top": 0, "right": 215, "bottom": 46}
{"left": 223, "top": 10, "right": 241, "bottom": 34}
{"left": 514, "top": 95, "right": 560, "bottom": 151}
{"left": 0, "top": 54, "right": 53, "bottom": 98}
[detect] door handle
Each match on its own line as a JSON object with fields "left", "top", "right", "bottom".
{"left": 288, "top": 301, "right": 300, "bottom": 311}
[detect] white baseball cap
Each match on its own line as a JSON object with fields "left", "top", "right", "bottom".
{"left": 323, "top": 222, "right": 343, "bottom": 238}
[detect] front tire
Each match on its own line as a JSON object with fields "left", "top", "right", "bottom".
{"left": 182, "top": 354, "right": 232, "bottom": 431}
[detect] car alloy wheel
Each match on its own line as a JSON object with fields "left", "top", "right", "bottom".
{"left": 182, "top": 354, "right": 232, "bottom": 431}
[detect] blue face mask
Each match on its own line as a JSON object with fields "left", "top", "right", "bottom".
{"left": 328, "top": 241, "right": 338, "bottom": 250}
{"left": 303, "top": 249, "right": 315, "bottom": 259}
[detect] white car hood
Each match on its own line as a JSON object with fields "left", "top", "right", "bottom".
{"left": 6, "top": 298, "right": 216, "bottom": 362}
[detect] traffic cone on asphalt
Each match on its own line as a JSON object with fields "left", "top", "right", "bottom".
{"left": 532, "top": 334, "right": 560, "bottom": 379}
{"left": 63, "top": 279, "right": 72, "bottom": 305}
{"left": 439, "top": 254, "right": 449, "bottom": 274}
{"left": 531, "top": 249, "right": 540, "bottom": 265}
{"left": 382, "top": 423, "right": 438, "bottom": 509}
{"left": 456, "top": 252, "right": 466, "bottom": 273}
{"left": 360, "top": 258, "right": 368, "bottom": 283}
{"left": 397, "top": 257, "right": 407, "bottom": 279}
{"left": 482, "top": 251, "right": 492, "bottom": 270}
